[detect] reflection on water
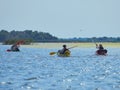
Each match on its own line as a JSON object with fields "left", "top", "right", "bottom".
{"left": 0, "top": 45, "right": 120, "bottom": 90}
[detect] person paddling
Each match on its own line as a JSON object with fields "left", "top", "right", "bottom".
{"left": 96, "top": 44, "right": 104, "bottom": 50}
{"left": 11, "top": 43, "right": 20, "bottom": 51}
{"left": 96, "top": 44, "right": 107, "bottom": 55}
{"left": 7, "top": 40, "right": 24, "bottom": 52}
{"left": 49, "top": 45, "right": 77, "bottom": 56}
{"left": 58, "top": 45, "right": 69, "bottom": 54}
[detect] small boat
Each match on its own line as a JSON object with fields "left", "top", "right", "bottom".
{"left": 96, "top": 49, "right": 107, "bottom": 55}
{"left": 7, "top": 49, "right": 20, "bottom": 52}
{"left": 57, "top": 50, "right": 70, "bottom": 57}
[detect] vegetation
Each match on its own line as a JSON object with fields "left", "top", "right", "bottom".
{"left": 3, "top": 39, "right": 33, "bottom": 45}
{"left": 59, "top": 37, "right": 120, "bottom": 42}
{"left": 0, "top": 30, "right": 120, "bottom": 45}
{"left": 0, "top": 30, "right": 58, "bottom": 44}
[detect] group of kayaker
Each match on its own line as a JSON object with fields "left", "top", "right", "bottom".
{"left": 57, "top": 44, "right": 107, "bottom": 56}
{"left": 7, "top": 41, "right": 107, "bottom": 56}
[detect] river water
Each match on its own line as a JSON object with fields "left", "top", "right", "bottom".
{"left": 0, "top": 45, "right": 120, "bottom": 90}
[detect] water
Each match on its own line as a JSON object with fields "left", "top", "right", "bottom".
{"left": 0, "top": 45, "right": 120, "bottom": 90}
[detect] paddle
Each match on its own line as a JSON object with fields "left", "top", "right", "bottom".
{"left": 92, "top": 38, "right": 98, "bottom": 48}
{"left": 49, "top": 45, "right": 77, "bottom": 55}
{"left": 49, "top": 52, "right": 57, "bottom": 55}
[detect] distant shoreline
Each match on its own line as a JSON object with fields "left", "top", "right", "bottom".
{"left": 21, "top": 42, "right": 120, "bottom": 48}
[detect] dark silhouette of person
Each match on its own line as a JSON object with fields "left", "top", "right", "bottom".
{"left": 96, "top": 44, "right": 104, "bottom": 50}
{"left": 11, "top": 43, "right": 20, "bottom": 51}
{"left": 58, "top": 45, "right": 68, "bottom": 54}
{"left": 96, "top": 44, "right": 107, "bottom": 54}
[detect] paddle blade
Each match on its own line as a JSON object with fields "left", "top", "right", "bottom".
{"left": 49, "top": 52, "right": 56, "bottom": 55}
{"left": 16, "top": 40, "right": 24, "bottom": 45}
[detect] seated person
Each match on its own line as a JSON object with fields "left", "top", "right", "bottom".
{"left": 96, "top": 44, "right": 104, "bottom": 50}
{"left": 58, "top": 45, "right": 68, "bottom": 54}
{"left": 96, "top": 44, "right": 107, "bottom": 54}
{"left": 11, "top": 43, "right": 20, "bottom": 51}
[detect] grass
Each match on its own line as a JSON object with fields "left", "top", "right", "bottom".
{"left": 22, "top": 42, "right": 120, "bottom": 48}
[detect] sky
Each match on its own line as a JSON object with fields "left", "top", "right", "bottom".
{"left": 0, "top": 0, "right": 120, "bottom": 38}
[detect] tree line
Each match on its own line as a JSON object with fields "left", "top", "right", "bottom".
{"left": 0, "top": 30, "right": 58, "bottom": 44}
{"left": 0, "top": 30, "right": 120, "bottom": 44}
{"left": 60, "top": 37, "right": 120, "bottom": 42}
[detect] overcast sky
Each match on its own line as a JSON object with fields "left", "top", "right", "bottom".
{"left": 0, "top": 0, "right": 120, "bottom": 38}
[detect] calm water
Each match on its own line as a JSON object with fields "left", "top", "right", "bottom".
{"left": 0, "top": 45, "right": 120, "bottom": 90}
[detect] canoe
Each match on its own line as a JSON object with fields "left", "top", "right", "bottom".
{"left": 57, "top": 50, "right": 70, "bottom": 57}
{"left": 96, "top": 49, "right": 107, "bottom": 55}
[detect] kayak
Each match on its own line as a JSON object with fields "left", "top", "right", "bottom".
{"left": 96, "top": 49, "right": 107, "bottom": 55}
{"left": 7, "top": 49, "right": 20, "bottom": 52}
{"left": 57, "top": 50, "right": 70, "bottom": 57}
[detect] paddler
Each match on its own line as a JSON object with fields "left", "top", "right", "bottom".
{"left": 96, "top": 44, "right": 104, "bottom": 50}
{"left": 58, "top": 45, "right": 69, "bottom": 54}
{"left": 11, "top": 42, "right": 20, "bottom": 51}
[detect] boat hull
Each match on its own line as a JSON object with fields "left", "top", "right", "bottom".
{"left": 57, "top": 50, "right": 70, "bottom": 57}
{"left": 7, "top": 49, "right": 20, "bottom": 52}
{"left": 96, "top": 49, "right": 107, "bottom": 55}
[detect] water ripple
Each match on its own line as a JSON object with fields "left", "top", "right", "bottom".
{"left": 0, "top": 46, "right": 120, "bottom": 90}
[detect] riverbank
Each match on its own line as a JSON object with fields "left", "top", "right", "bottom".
{"left": 22, "top": 42, "right": 120, "bottom": 48}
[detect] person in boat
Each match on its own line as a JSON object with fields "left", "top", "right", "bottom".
{"left": 96, "top": 44, "right": 107, "bottom": 54}
{"left": 96, "top": 44, "right": 104, "bottom": 50}
{"left": 58, "top": 45, "right": 68, "bottom": 54}
{"left": 11, "top": 43, "right": 20, "bottom": 51}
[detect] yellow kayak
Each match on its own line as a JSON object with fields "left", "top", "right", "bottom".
{"left": 57, "top": 50, "right": 71, "bottom": 57}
